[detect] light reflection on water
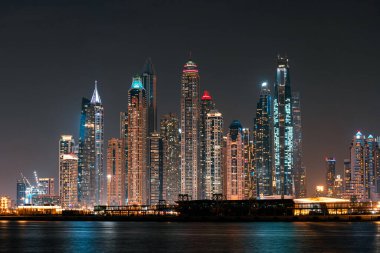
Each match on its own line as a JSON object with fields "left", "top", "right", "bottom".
{"left": 0, "top": 221, "right": 379, "bottom": 252}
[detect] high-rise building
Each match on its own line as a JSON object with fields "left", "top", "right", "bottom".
{"left": 334, "top": 175, "right": 344, "bottom": 198}
{"left": 120, "top": 112, "right": 128, "bottom": 204}
{"left": 59, "top": 135, "right": 75, "bottom": 155}
{"left": 39, "top": 178, "right": 55, "bottom": 196}
{"left": 349, "top": 131, "right": 366, "bottom": 201}
{"left": 106, "top": 138, "right": 125, "bottom": 206}
{"left": 127, "top": 77, "right": 148, "bottom": 205}
{"left": 148, "top": 132, "right": 163, "bottom": 205}
{"left": 343, "top": 158, "right": 352, "bottom": 197}
{"left": 160, "top": 113, "right": 180, "bottom": 204}
{"left": 78, "top": 82, "right": 104, "bottom": 206}
{"left": 16, "top": 180, "right": 26, "bottom": 206}
{"left": 292, "top": 92, "right": 306, "bottom": 198}
{"left": 242, "top": 128, "right": 253, "bottom": 199}
{"left": 253, "top": 82, "right": 272, "bottom": 198}
{"left": 141, "top": 58, "right": 157, "bottom": 134}
{"left": 59, "top": 154, "right": 79, "bottom": 209}
{"left": 325, "top": 157, "right": 336, "bottom": 197}
{"left": 180, "top": 59, "right": 200, "bottom": 199}
{"left": 273, "top": 56, "right": 294, "bottom": 197}
{"left": 205, "top": 109, "right": 223, "bottom": 199}
{"left": 200, "top": 90, "right": 216, "bottom": 199}
{"left": 366, "top": 135, "right": 377, "bottom": 199}
{"left": 224, "top": 120, "right": 244, "bottom": 200}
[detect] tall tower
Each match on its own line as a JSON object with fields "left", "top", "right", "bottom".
{"left": 242, "top": 128, "right": 253, "bottom": 199}
{"left": 224, "top": 120, "right": 244, "bottom": 200}
{"left": 253, "top": 82, "right": 272, "bottom": 197}
{"left": 59, "top": 154, "right": 79, "bottom": 209}
{"left": 180, "top": 58, "right": 200, "bottom": 199}
{"left": 127, "top": 77, "right": 148, "bottom": 205}
{"left": 200, "top": 90, "right": 215, "bottom": 199}
{"left": 78, "top": 82, "right": 104, "bottom": 207}
{"left": 106, "top": 138, "right": 125, "bottom": 206}
{"left": 160, "top": 113, "right": 180, "bottom": 204}
{"left": 273, "top": 56, "right": 293, "bottom": 197}
{"left": 205, "top": 109, "right": 223, "bottom": 199}
{"left": 292, "top": 92, "right": 306, "bottom": 198}
{"left": 120, "top": 112, "right": 128, "bottom": 204}
{"left": 148, "top": 132, "right": 163, "bottom": 205}
{"left": 141, "top": 58, "right": 157, "bottom": 134}
{"left": 349, "top": 131, "right": 366, "bottom": 201}
{"left": 325, "top": 157, "right": 336, "bottom": 197}
{"left": 59, "top": 135, "right": 75, "bottom": 155}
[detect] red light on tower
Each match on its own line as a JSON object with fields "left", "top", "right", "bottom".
{"left": 202, "top": 90, "right": 212, "bottom": 100}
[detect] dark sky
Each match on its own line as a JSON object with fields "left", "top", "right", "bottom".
{"left": 1, "top": 0, "right": 379, "bottom": 198}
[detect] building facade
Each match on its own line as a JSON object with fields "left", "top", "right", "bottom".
{"left": 200, "top": 90, "right": 216, "bottom": 199}
{"left": 59, "top": 154, "right": 79, "bottom": 209}
{"left": 127, "top": 77, "right": 148, "bottom": 205}
{"left": 148, "top": 132, "right": 163, "bottom": 205}
{"left": 325, "top": 157, "right": 336, "bottom": 197}
{"left": 160, "top": 113, "right": 180, "bottom": 204}
{"left": 205, "top": 109, "right": 223, "bottom": 199}
{"left": 106, "top": 138, "right": 125, "bottom": 206}
{"left": 253, "top": 82, "right": 273, "bottom": 198}
{"left": 78, "top": 82, "right": 104, "bottom": 207}
{"left": 180, "top": 59, "right": 200, "bottom": 199}
{"left": 224, "top": 120, "right": 245, "bottom": 200}
{"left": 273, "top": 56, "right": 294, "bottom": 197}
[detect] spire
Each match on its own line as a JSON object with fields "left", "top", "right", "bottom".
{"left": 91, "top": 80, "right": 102, "bottom": 104}
{"left": 201, "top": 90, "right": 212, "bottom": 100}
{"left": 142, "top": 57, "right": 156, "bottom": 75}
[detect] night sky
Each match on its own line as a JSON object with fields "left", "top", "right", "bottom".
{"left": 1, "top": 0, "right": 380, "bottom": 198}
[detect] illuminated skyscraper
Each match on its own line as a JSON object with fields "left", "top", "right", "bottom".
{"left": 106, "top": 138, "right": 125, "bottom": 206}
{"left": 224, "top": 120, "right": 244, "bottom": 200}
{"left": 253, "top": 82, "right": 272, "bottom": 197}
{"left": 39, "top": 178, "right": 55, "bottom": 196}
{"left": 148, "top": 132, "right": 163, "bottom": 205}
{"left": 120, "top": 112, "right": 128, "bottom": 204}
{"left": 78, "top": 82, "right": 104, "bottom": 206}
{"left": 127, "top": 77, "right": 148, "bottom": 205}
{"left": 160, "top": 113, "right": 180, "bottom": 204}
{"left": 366, "top": 135, "right": 377, "bottom": 199}
{"left": 205, "top": 109, "right": 223, "bottom": 199}
{"left": 180, "top": 59, "right": 200, "bottom": 199}
{"left": 273, "top": 56, "right": 293, "bottom": 197}
{"left": 16, "top": 180, "right": 26, "bottom": 206}
{"left": 348, "top": 131, "right": 366, "bottom": 201}
{"left": 200, "top": 90, "right": 215, "bottom": 199}
{"left": 325, "top": 157, "right": 336, "bottom": 197}
{"left": 292, "top": 92, "right": 306, "bottom": 198}
{"left": 242, "top": 128, "right": 253, "bottom": 199}
{"left": 59, "top": 154, "right": 79, "bottom": 209}
{"left": 59, "top": 135, "right": 75, "bottom": 155}
{"left": 141, "top": 58, "right": 157, "bottom": 134}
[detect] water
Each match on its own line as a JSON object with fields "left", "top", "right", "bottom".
{"left": 1, "top": 221, "right": 380, "bottom": 252}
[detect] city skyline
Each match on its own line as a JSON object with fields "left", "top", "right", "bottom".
{"left": 1, "top": 0, "right": 380, "bottom": 199}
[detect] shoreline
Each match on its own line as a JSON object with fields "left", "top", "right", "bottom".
{"left": 1, "top": 215, "right": 380, "bottom": 222}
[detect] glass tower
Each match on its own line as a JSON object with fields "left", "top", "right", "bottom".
{"left": 273, "top": 56, "right": 293, "bottom": 197}
{"left": 253, "top": 82, "right": 272, "bottom": 197}
{"left": 180, "top": 59, "right": 200, "bottom": 199}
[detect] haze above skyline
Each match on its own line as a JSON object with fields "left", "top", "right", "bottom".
{"left": 1, "top": 0, "right": 380, "bottom": 198}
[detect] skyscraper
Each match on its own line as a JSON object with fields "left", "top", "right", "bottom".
{"left": 242, "top": 128, "right": 253, "bottom": 199}
{"left": 141, "top": 58, "right": 157, "bottom": 134}
{"left": 106, "top": 138, "right": 125, "bottom": 206}
{"left": 180, "top": 59, "right": 200, "bottom": 199}
{"left": 59, "top": 135, "right": 75, "bottom": 155}
{"left": 253, "top": 82, "right": 272, "bottom": 198}
{"left": 349, "top": 131, "right": 366, "bottom": 201}
{"left": 292, "top": 92, "right": 306, "bottom": 198}
{"left": 325, "top": 157, "right": 336, "bottom": 197}
{"left": 39, "top": 178, "right": 55, "bottom": 196}
{"left": 78, "top": 82, "right": 104, "bottom": 207}
{"left": 205, "top": 109, "right": 223, "bottom": 199}
{"left": 273, "top": 56, "right": 294, "bottom": 197}
{"left": 148, "top": 132, "right": 163, "bottom": 205}
{"left": 59, "top": 154, "right": 79, "bottom": 209}
{"left": 127, "top": 76, "right": 148, "bottom": 205}
{"left": 16, "top": 180, "right": 26, "bottom": 206}
{"left": 200, "top": 90, "right": 215, "bottom": 199}
{"left": 160, "top": 113, "right": 180, "bottom": 204}
{"left": 224, "top": 120, "right": 244, "bottom": 200}
{"left": 120, "top": 112, "right": 128, "bottom": 204}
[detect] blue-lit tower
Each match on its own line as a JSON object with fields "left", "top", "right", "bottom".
{"left": 273, "top": 56, "right": 293, "bottom": 198}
